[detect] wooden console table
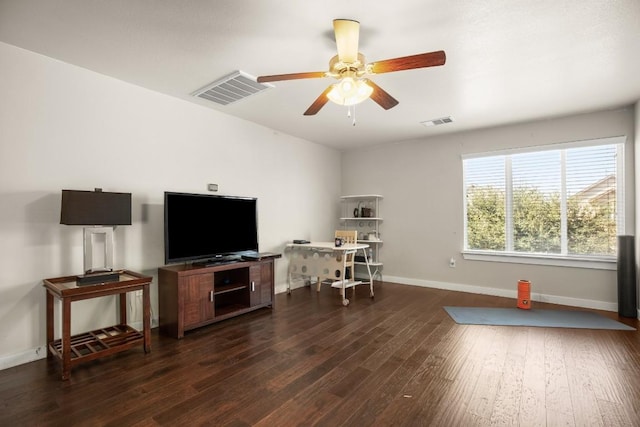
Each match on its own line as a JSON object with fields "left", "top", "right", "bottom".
{"left": 43, "top": 270, "right": 152, "bottom": 380}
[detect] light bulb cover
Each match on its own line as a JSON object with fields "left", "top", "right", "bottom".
{"left": 327, "top": 78, "right": 373, "bottom": 106}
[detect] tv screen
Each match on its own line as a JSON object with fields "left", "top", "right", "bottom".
{"left": 164, "top": 192, "right": 258, "bottom": 264}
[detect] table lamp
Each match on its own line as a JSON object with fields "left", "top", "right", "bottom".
{"left": 60, "top": 188, "right": 132, "bottom": 284}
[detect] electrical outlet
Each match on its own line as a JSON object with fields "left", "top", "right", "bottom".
{"left": 449, "top": 257, "right": 456, "bottom": 268}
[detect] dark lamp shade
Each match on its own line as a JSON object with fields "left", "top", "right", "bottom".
{"left": 60, "top": 189, "right": 132, "bottom": 226}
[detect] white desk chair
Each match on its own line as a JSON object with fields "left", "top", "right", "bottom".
{"left": 317, "top": 230, "right": 358, "bottom": 296}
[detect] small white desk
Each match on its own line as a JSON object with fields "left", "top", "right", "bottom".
{"left": 286, "top": 242, "right": 374, "bottom": 306}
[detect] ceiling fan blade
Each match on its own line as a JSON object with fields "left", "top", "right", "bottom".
{"left": 304, "top": 85, "right": 334, "bottom": 116}
{"left": 369, "top": 50, "right": 446, "bottom": 74}
{"left": 363, "top": 79, "right": 399, "bottom": 110}
{"left": 257, "top": 71, "right": 326, "bottom": 83}
{"left": 333, "top": 19, "right": 360, "bottom": 63}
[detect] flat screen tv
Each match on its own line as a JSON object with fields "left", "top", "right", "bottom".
{"left": 164, "top": 192, "right": 258, "bottom": 264}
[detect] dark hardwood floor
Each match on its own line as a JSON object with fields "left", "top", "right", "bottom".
{"left": 1, "top": 282, "right": 639, "bottom": 426}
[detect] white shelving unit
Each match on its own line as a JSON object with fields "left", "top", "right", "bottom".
{"left": 340, "top": 195, "right": 383, "bottom": 281}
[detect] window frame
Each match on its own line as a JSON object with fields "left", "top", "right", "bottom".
{"left": 462, "top": 136, "right": 626, "bottom": 270}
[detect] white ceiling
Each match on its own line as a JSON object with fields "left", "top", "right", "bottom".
{"left": 1, "top": 1, "right": 639, "bottom": 150}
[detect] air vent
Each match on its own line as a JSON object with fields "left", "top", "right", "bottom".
{"left": 192, "top": 71, "right": 272, "bottom": 106}
{"left": 420, "top": 116, "right": 455, "bottom": 127}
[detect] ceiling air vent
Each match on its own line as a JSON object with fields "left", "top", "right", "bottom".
{"left": 192, "top": 71, "right": 272, "bottom": 106}
{"left": 420, "top": 116, "right": 455, "bottom": 127}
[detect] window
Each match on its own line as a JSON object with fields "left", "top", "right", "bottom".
{"left": 463, "top": 136, "right": 624, "bottom": 266}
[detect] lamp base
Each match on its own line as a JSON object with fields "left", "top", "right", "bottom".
{"left": 84, "top": 226, "right": 115, "bottom": 274}
{"left": 76, "top": 271, "right": 120, "bottom": 286}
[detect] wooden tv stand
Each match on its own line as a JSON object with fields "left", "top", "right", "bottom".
{"left": 158, "top": 255, "right": 280, "bottom": 339}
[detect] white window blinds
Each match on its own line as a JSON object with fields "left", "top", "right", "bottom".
{"left": 463, "top": 136, "right": 624, "bottom": 258}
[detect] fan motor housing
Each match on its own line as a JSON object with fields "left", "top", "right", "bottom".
{"left": 329, "top": 53, "right": 366, "bottom": 78}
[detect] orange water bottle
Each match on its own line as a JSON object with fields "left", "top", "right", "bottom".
{"left": 517, "top": 280, "right": 531, "bottom": 309}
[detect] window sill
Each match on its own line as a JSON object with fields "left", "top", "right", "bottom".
{"left": 462, "top": 250, "right": 616, "bottom": 270}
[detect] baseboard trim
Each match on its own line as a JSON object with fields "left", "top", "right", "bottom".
{"left": 0, "top": 346, "right": 47, "bottom": 371}
{"left": 275, "top": 282, "right": 289, "bottom": 295}
{"left": 275, "top": 279, "right": 309, "bottom": 295}
{"left": 384, "top": 275, "right": 623, "bottom": 313}
{"left": 129, "top": 316, "right": 160, "bottom": 331}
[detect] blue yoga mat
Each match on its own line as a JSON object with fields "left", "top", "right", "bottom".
{"left": 443, "top": 306, "right": 635, "bottom": 330}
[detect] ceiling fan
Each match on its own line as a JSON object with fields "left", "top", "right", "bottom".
{"left": 257, "top": 19, "right": 446, "bottom": 116}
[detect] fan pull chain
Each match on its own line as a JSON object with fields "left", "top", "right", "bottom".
{"left": 346, "top": 105, "right": 357, "bottom": 126}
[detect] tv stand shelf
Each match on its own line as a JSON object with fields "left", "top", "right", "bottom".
{"left": 215, "top": 304, "right": 248, "bottom": 318}
{"left": 158, "top": 255, "right": 280, "bottom": 339}
{"left": 215, "top": 283, "right": 246, "bottom": 295}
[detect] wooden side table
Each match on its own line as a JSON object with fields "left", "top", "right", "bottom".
{"left": 43, "top": 270, "right": 152, "bottom": 380}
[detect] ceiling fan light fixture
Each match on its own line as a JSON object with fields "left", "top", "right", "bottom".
{"left": 327, "top": 78, "right": 373, "bottom": 106}
{"left": 257, "top": 19, "right": 446, "bottom": 116}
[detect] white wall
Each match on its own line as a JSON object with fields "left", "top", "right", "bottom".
{"left": 636, "top": 100, "right": 640, "bottom": 317}
{"left": 342, "top": 108, "right": 636, "bottom": 310}
{"left": 0, "top": 42, "right": 342, "bottom": 369}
